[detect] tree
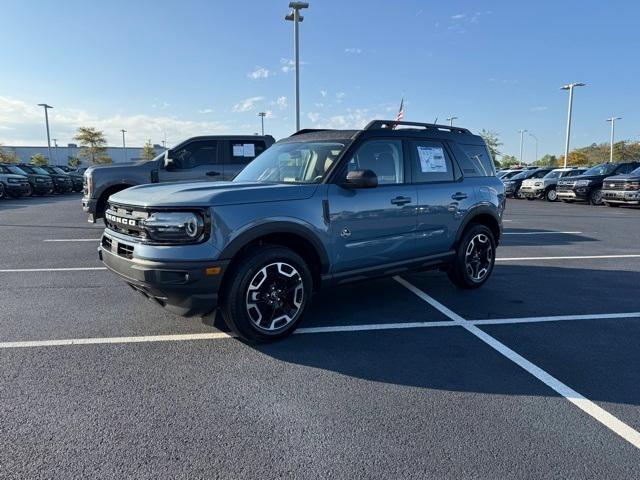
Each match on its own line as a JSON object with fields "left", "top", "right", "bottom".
{"left": 68, "top": 156, "right": 81, "bottom": 168}
{"left": 140, "top": 140, "right": 157, "bottom": 161}
{"left": 30, "top": 153, "right": 48, "bottom": 165}
{"left": 0, "top": 144, "right": 20, "bottom": 164}
{"left": 533, "top": 154, "right": 558, "bottom": 167}
{"left": 479, "top": 130, "right": 502, "bottom": 161}
{"left": 74, "top": 126, "right": 111, "bottom": 164}
{"left": 500, "top": 155, "right": 519, "bottom": 168}
{"left": 560, "top": 151, "right": 589, "bottom": 166}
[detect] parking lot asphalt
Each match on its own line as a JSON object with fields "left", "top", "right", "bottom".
{"left": 1, "top": 194, "right": 639, "bottom": 479}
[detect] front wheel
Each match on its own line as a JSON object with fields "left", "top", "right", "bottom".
{"left": 0, "top": 183, "right": 5, "bottom": 199}
{"left": 546, "top": 188, "right": 558, "bottom": 202}
{"left": 24, "top": 183, "right": 33, "bottom": 197}
{"left": 590, "top": 188, "right": 603, "bottom": 206}
{"left": 447, "top": 224, "right": 496, "bottom": 289}
{"left": 221, "top": 246, "right": 312, "bottom": 343}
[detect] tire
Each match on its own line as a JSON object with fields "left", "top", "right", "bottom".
{"left": 221, "top": 246, "right": 312, "bottom": 343}
{"left": 589, "top": 188, "right": 603, "bottom": 206}
{"left": 447, "top": 224, "right": 496, "bottom": 289}
{"left": 24, "top": 183, "right": 33, "bottom": 197}
{"left": 0, "top": 183, "right": 5, "bottom": 199}
{"left": 546, "top": 188, "right": 558, "bottom": 202}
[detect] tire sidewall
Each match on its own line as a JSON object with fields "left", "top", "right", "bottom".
{"left": 452, "top": 224, "right": 496, "bottom": 288}
{"left": 546, "top": 188, "right": 557, "bottom": 202}
{"left": 222, "top": 247, "right": 312, "bottom": 342}
{"left": 590, "top": 188, "right": 603, "bottom": 206}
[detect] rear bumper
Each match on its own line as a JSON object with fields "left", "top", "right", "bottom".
{"left": 601, "top": 189, "right": 640, "bottom": 204}
{"left": 99, "top": 236, "right": 229, "bottom": 317}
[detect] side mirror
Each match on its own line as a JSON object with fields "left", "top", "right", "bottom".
{"left": 342, "top": 169, "right": 378, "bottom": 189}
{"left": 163, "top": 150, "right": 175, "bottom": 170}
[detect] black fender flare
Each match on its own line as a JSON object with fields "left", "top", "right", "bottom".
{"left": 454, "top": 205, "right": 502, "bottom": 245}
{"left": 219, "top": 221, "right": 330, "bottom": 274}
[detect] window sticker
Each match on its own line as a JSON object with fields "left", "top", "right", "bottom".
{"left": 232, "top": 144, "right": 244, "bottom": 157}
{"left": 417, "top": 146, "right": 447, "bottom": 173}
{"left": 243, "top": 143, "right": 256, "bottom": 157}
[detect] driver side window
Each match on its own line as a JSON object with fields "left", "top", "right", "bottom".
{"left": 345, "top": 139, "right": 404, "bottom": 184}
{"left": 171, "top": 140, "right": 219, "bottom": 169}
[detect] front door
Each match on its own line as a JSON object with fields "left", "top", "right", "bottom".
{"left": 158, "top": 139, "right": 222, "bottom": 183}
{"left": 328, "top": 139, "right": 417, "bottom": 273}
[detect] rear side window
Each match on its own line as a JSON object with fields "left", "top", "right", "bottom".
{"left": 615, "top": 163, "right": 638, "bottom": 174}
{"left": 409, "top": 140, "right": 454, "bottom": 183}
{"left": 457, "top": 144, "right": 495, "bottom": 177}
{"left": 230, "top": 141, "right": 266, "bottom": 165}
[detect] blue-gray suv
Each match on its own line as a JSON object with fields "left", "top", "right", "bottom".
{"left": 99, "top": 120, "right": 505, "bottom": 342}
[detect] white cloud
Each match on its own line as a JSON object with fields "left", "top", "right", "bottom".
{"left": 197, "top": 108, "right": 213, "bottom": 114}
{"left": 344, "top": 48, "right": 362, "bottom": 54}
{"left": 336, "top": 92, "right": 346, "bottom": 101}
{"left": 307, "top": 112, "right": 320, "bottom": 122}
{"left": 280, "top": 57, "right": 307, "bottom": 73}
{"left": 0, "top": 96, "right": 228, "bottom": 147}
{"left": 320, "top": 90, "right": 327, "bottom": 97}
{"left": 531, "top": 106, "right": 549, "bottom": 112}
{"left": 314, "top": 108, "right": 379, "bottom": 130}
{"left": 451, "top": 13, "right": 466, "bottom": 19}
{"left": 247, "top": 67, "right": 271, "bottom": 80}
{"left": 232, "top": 96, "right": 265, "bottom": 113}
{"left": 276, "top": 96, "right": 287, "bottom": 110}
{"left": 151, "top": 101, "right": 171, "bottom": 109}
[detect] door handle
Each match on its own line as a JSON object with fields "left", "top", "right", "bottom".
{"left": 390, "top": 196, "right": 412, "bottom": 206}
{"left": 206, "top": 171, "right": 221, "bottom": 177}
{"left": 451, "top": 192, "right": 468, "bottom": 201}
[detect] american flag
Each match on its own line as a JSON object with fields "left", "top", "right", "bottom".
{"left": 395, "top": 98, "right": 404, "bottom": 122}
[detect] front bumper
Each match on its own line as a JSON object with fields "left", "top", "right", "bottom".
{"left": 520, "top": 186, "right": 544, "bottom": 198}
{"left": 5, "top": 183, "right": 30, "bottom": 196}
{"left": 601, "top": 189, "right": 640, "bottom": 205}
{"left": 33, "top": 182, "right": 54, "bottom": 194}
{"left": 82, "top": 197, "right": 97, "bottom": 222}
{"left": 53, "top": 181, "right": 73, "bottom": 193}
{"left": 99, "top": 234, "right": 229, "bottom": 317}
{"left": 557, "top": 188, "right": 589, "bottom": 200}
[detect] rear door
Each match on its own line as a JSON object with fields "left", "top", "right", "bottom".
{"left": 223, "top": 140, "right": 267, "bottom": 180}
{"left": 157, "top": 139, "right": 222, "bottom": 182}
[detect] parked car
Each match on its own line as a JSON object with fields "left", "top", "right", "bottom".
{"left": 82, "top": 135, "right": 275, "bottom": 223}
{"left": 19, "top": 164, "right": 73, "bottom": 194}
{"left": 502, "top": 168, "right": 554, "bottom": 198}
{"left": 0, "top": 166, "right": 31, "bottom": 198}
{"left": 38, "top": 165, "right": 82, "bottom": 193}
{"left": 0, "top": 163, "right": 54, "bottom": 196}
{"left": 98, "top": 119, "right": 504, "bottom": 342}
{"left": 556, "top": 162, "right": 640, "bottom": 205}
{"left": 520, "top": 167, "right": 587, "bottom": 202}
{"left": 601, "top": 165, "right": 640, "bottom": 207}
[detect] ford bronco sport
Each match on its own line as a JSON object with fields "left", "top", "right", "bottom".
{"left": 99, "top": 120, "right": 504, "bottom": 342}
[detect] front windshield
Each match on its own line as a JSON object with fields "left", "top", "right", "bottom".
{"left": 6, "top": 165, "right": 28, "bottom": 175}
{"left": 582, "top": 163, "right": 617, "bottom": 176}
{"left": 31, "top": 166, "right": 49, "bottom": 175}
{"left": 234, "top": 142, "right": 346, "bottom": 184}
{"left": 51, "top": 167, "right": 67, "bottom": 175}
{"left": 630, "top": 167, "right": 640, "bottom": 176}
{"left": 510, "top": 171, "right": 530, "bottom": 180}
{"left": 544, "top": 170, "right": 563, "bottom": 179}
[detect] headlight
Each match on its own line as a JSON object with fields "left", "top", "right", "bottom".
{"left": 503, "top": 181, "right": 513, "bottom": 185}
{"left": 534, "top": 182, "right": 542, "bottom": 187}
{"left": 626, "top": 182, "right": 640, "bottom": 191}
{"left": 575, "top": 180, "right": 591, "bottom": 187}
{"left": 7, "top": 178, "right": 21, "bottom": 184}
{"left": 142, "top": 212, "right": 205, "bottom": 242}
{"left": 36, "top": 178, "right": 45, "bottom": 183}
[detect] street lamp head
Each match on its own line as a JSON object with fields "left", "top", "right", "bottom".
{"left": 121, "top": 129, "right": 127, "bottom": 133}
{"left": 289, "top": 1, "right": 309, "bottom": 9}
{"left": 606, "top": 117, "right": 622, "bottom": 122}
{"left": 285, "top": 12, "right": 303, "bottom": 21}
{"left": 258, "top": 112, "right": 266, "bottom": 118}
{"left": 561, "top": 82, "right": 586, "bottom": 90}
{"left": 37, "top": 103, "right": 53, "bottom": 109}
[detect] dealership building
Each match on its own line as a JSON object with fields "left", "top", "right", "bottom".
{"left": 0, "top": 144, "right": 165, "bottom": 166}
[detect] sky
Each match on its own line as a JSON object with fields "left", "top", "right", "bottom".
{"left": 1, "top": 0, "right": 639, "bottom": 162}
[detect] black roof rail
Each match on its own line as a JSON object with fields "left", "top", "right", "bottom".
{"left": 364, "top": 120, "right": 471, "bottom": 135}
{"left": 289, "top": 128, "right": 330, "bottom": 136}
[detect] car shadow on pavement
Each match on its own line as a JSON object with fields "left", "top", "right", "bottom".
{"left": 500, "top": 228, "right": 596, "bottom": 246}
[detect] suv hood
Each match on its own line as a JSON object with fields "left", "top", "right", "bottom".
{"left": 86, "top": 162, "right": 152, "bottom": 175}
{"left": 109, "top": 181, "right": 319, "bottom": 208}
{"left": 1, "top": 173, "right": 28, "bottom": 181}
{"left": 603, "top": 173, "right": 640, "bottom": 181}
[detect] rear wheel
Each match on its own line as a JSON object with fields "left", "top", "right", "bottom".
{"left": 221, "top": 246, "right": 312, "bottom": 343}
{"left": 546, "top": 188, "right": 558, "bottom": 202}
{"left": 447, "top": 224, "right": 496, "bottom": 289}
{"left": 589, "top": 188, "right": 603, "bottom": 206}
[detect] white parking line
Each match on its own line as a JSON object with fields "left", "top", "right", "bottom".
{"left": 471, "top": 312, "right": 640, "bottom": 325}
{"left": 0, "top": 267, "right": 106, "bottom": 273}
{"left": 496, "top": 254, "right": 640, "bottom": 262}
{"left": 393, "top": 276, "right": 640, "bottom": 450}
{"left": 43, "top": 238, "right": 101, "bottom": 242}
{"left": 503, "top": 231, "right": 582, "bottom": 235}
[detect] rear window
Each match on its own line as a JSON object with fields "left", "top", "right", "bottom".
{"left": 457, "top": 144, "right": 495, "bottom": 177}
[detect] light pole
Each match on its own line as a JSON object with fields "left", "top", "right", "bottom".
{"left": 121, "top": 129, "right": 127, "bottom": 162}
{"left": 606, "top": 116, "right": 621, "bottom": 163}
{"left": 37, "top": 103, "right": 53, "bottom": 164}
{"left": 528, "top": 132, "right": 538, "bottom": 164}
{"left": 560, "top": 82, "right": 586, "bottom": 168}
{"left": 446, "top": 116, "right": 458, "bottom": 126}
{"left": 285, "top": 2, "right": 309, "bottom": 132}
{"left": 52, "top": 138, "right": 59, "bottom": 165}
{"left": 518, "top": 129, "right": 528, "bottom": 164}
{"left": 258, "top": 112, "right": 266, "bottom": 135}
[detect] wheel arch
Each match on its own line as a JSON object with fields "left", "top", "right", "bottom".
{"left": 455, "top": 207, "right": 502, "bottom": 246}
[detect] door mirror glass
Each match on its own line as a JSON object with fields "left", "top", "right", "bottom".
{"left": 343, "top": 169, "right": 378, "bottom": 189}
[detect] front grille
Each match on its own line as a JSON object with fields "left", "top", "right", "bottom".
{"left": 101, "top": 235, "right": 112, "bottom": 251}
{"left": 556, "top": 180, "right": 576, "bottom": 191}
{"left": 117, "top": 243, "right": 134, "bottom": 259}
{"left": 604, "top": 180, "right": 639, "bottom": 191}
{"left": 105, "top": 203, "right": 149, "bottom": 238}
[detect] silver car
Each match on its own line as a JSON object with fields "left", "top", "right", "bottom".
{"left": 520, "top": 167, "right": 587, "bottom": 202}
